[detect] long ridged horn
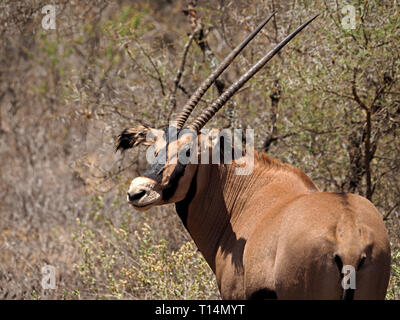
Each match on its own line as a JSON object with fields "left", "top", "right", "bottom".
{"left": 188, "top": 14, "right": 319, "bottom": 132}
{"left": 173, "top": 12, "right": 276, "bottom": 130}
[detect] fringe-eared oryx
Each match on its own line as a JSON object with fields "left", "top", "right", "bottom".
{"left": 116, "top": 13, "right": 391, "bottom": 299}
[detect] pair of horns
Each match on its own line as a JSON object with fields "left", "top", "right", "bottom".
{"left": 174, "top": 12, "right": 319, "bottom": 132}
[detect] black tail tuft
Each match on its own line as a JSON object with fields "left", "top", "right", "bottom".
{"left": 342, "top": 288, "right": 355, "bottom": 301}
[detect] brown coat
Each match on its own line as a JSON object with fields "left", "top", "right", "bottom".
{"left": 125, "top": 139, "right": 391, "bottom": 299}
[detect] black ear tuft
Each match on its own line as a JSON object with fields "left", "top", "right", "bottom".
{"left": 115, "top": 129, "right": 134, "bottom": 152}
{"left": 115, "top": 126, "right": 150, "bottom": 152}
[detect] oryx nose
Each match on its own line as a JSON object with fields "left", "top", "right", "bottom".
{"left": 127, "top": 190, "right": 146, "bottom": 202}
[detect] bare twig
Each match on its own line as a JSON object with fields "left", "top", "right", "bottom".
{"left": 127, "top": 40, "right": 166, "bottom": 96}
{"left": 352, "top": 68, "right": 369, "bottom": 111}
{"left": 167, "top": 25, "right": 201, "bottom": 121}
{"left": 384, "top": 204, "right": 399, "bottom": 221}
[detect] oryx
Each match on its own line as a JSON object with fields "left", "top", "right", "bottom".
{"left": 116, "top": 13, "right": 391, "bottom": 299}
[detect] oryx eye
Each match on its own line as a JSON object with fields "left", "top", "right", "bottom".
{"left": 185, "top": 148, "right": 191, "bottom": 157}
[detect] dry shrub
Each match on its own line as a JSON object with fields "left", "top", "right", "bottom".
{"left": 71, "top": 196, "right": 219, "bottom": 299}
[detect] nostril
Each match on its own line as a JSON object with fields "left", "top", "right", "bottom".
{"left": 127, "top": 190, "right": 146, "bottom": 202}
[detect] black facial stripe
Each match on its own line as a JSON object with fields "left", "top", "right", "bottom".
{"left": 162, "top": 161, "right": 187, "bottom": 201}
{"left": 161, "top": 136, "right": 197, "bottom": 200}
{"left": 143, "top": 161, "right": 164, "bottom": 183}
{"left": 142, "top": 127, "right": 178, "bottom": 183}
{"left": 142, "top": 127, "right": 198, "bottom": 201}
{"left": 175, "top": 166, "right": 198, "bottom": 229}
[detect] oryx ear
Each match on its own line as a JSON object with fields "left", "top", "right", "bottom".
{"left": 115, "top": 125, "right": 161, "bottom": 151}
